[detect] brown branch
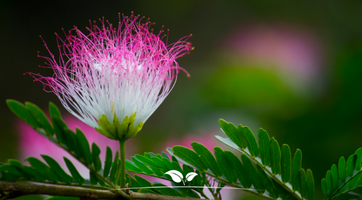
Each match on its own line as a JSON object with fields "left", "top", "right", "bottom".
{"left": 0, "top": 181, "right": 207, "bottom": 200}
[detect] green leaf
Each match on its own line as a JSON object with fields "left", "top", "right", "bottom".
{"left": 18, "top": 165, "right": 46, "bottom": 181}
{"left": 326, "top": 170, "right": 333, "bottom": 196}
{"left": 92, "top": 143, "right": 101, "bottom": 172}
{"left": 103, "top": 146, "right": 112, "bottom": 177}
{"left": 75, "top": 128, "right": 92, "bottom": 167}
{"left": 214, "top": 135, "right": 240, "bottom": 151}
{"left": 135, "top": 154, "right": 159, "bottom": 168}
{"left": 64, "top": 157, "right": 84, "bottom": 185}
{"left": 134, "top": 175, "right": 152, "bottom": 187}
{"left": 269, "top": 138, "right": 281, "bottom": 175}
{"left": 8, "top": 159, "right": 21, "bottom": 167}
{"left": 41, "top": 155, "right": 73, "bottom": 184}
{"left": 214, "top": 147, "right": 236, "bottom": 183}
{"left": 126, "top": 160, "right": 142, "bottom": 173}
{"left": 149, "top": 165, "right": 163, "bottom": 177}
{"left": 258, "top": 128, "right": 270, "bottom": 166}
{"left": 256, "top": 165, "right": 279, "bottom": 198}
{"left": 26, "top": 157, "right": 59, "bottom": 183}
{"left": 0, "top": 165, "right": 24, "bottom": 178}
{"left": 306, "top": 169, "right": 315, "bottom": 200}
{"left": 49, "top": 102, "right": 62, "bottom": 119}
{"left": 238, "top": 125, "right": 259, "bottom": 157}
{"left": 51, "top": 115, "right": 67, "bottom": 145}
{"left": 321, "top": 178, "right": 329, "bottom": 198}
{"left": 291, "top": 149, "right": 302, "bottom": 191}
{"left": 162, "top": 152, "right": 170, "bottom": 160}
{"left": 338, "top": 156, "right": 346, "bottom": 183}
{"left": 131, "top": 157, "right": 153, "bottom": 175}
{"left": 6, "top": 100, "right": 39, "bottom": 128}
{"left": 161, "top": 157, "right": 173, "bottom": 171}
{"left": 109, "top": 151, "right": 119, "bottom": 182}
{"left": 172, "top": 146, "right": 206, "bottom": 171}
{"left": 346, "top": 154, "right": 357, "bottom": 177}
{"left": 191, "top": 142, "right": 221, "bottom": 177}
{"left": 281, "top": 144, "right": 291, "bottom": 183}
{"left": 331, "top": 164, "right": 339, "bottom": 192}
{"left": 219, "top": 119, "right": 246, "bottom": 149}
{"left": 224, "top": 150, "right": 251, "bottom": 188}
{"left": 240, "top": 154, "right": 263, "bottom": 193}
{"left": 354, "top": 148, "right": 362, "bottom": 171}
{"left": 90, "top": 171, "right": 98, "bottom": 185}
{"left": 25, "top": 102, "right": 53, "bottom": 136}
{"left": 299, "top": 169, "right": 307, "bottom": 198}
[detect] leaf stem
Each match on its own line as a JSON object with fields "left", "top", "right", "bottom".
{"left": 115, "top": 139, "right": 126, "bottom": 189}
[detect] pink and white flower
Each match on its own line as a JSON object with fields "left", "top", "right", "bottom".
{"left": 30, "top": 13, "right": 193, "bottom": 140}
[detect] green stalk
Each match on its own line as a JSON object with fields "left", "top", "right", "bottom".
{"left": 115, "top": 139, "right": 127, "bottom": 189}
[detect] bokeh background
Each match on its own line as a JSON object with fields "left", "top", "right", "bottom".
{"left": 2, "top": 1, "right": 362, "bottom": 199}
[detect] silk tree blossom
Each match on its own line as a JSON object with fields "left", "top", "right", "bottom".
{"left": 30, "top": 13, "right": 193, "bottom": 140}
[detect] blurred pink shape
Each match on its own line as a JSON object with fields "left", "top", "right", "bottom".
{"left": 224, "top": 25, "right": 324, "bottom": 84}
{"left": 18, "top": 114, "right": 121, "bottom": 178}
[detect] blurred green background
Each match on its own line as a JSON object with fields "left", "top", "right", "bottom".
{"left": 2, "top": 1, "right": 362, "bottom": 199}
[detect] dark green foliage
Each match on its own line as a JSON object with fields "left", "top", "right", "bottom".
{"left": 216, "top": 119, "right": 312, "bottom": 200}
{"left": 322, "top": 148, "right": 362, "bottom": 199}
{"left": 5, "top": 100, "right": 128, "bottom": 188}
{"left": 6, "top": 100, "right": 203, "bottom": 198}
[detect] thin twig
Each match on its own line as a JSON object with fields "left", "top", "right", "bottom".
{"left": 0, "top": 181, "right": 207, "bottom": 200}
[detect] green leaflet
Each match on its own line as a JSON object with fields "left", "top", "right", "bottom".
{"left": 64, "top": 157, "right": 84, "bottom": 185}
{"left": 26, "top": 157, "right": 59, "bottom": 183}
{"left": 135, "top": 154, "right": 159, "bottom": 168}
{"left": 214, "top": 147, "right": 236, "bottom": 183}
{"left": 256, "top": 165, "right": 279, "bottom": 198}
{"left": 281, "top": 144, "right": 291, "bottom": 183}
{"left": 299, "top": 169, "right": 307, "bottom": 198}
{"left": 109, "top": 151, "right": 119, "bottom": 183}
{"left": 258, "top": 128, "right": 271, "bottom": 166}
{"left": 25, "top": 102, "right": 54, "bottom": 136}
{"left": 241, "top": 154, "right": 263, "bottom": 193}
{"left": 224, "top": 150, "right": 251, "bottom": 188}
{"left": 51, "top": 115, "right": 67, "bottom": 145}
{"left": 219, "top": 119, "right": 246, "bottom": 149}
{"left": 291, "top": 149, "right": 302, "bottom": 191}
{"left": 269, "top": 138, "right": 281, "bottom": 175}
{"left": 126, "top": 160, "right": 142, "bottom": 173}
{"left": 49, "top": 102, "right": 62, "bottom": 119}
{"left": 41, "top": 155, "right": 73, "bottom": 184}
{"left": 131, "top": 157, "right": 153, "bottom": 175}
{"left": 306, "top": 169, "right": 315, "bottom": 200}
{"left": 103, "top": 146, "right": 113, "bottom": 177}
{"left": 322, "top": 149, "right": 362, "bottom": 200}
{"left": 191, "top": 142, "right": 221, "bottom": 177}
{"left": 238, "top": 125, "right": 259, "bottom": 157}
{"left": 216, "top": 119, "right": 308, "bottom": 200}
{"left": 75, "top": 128, "right": 92, "bottom": 167}
{"left": 172, "top": 146, "right": 206, "bottom": 171}
{"left": 92, "top": 143, "right": 102, "bottom": 172}
{"left": 6, "top": 100, "right": 40, "bottom": 129}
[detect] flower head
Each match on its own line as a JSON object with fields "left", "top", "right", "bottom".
{"left": 31, "top": 13, "right": 193, "bottom": 140}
